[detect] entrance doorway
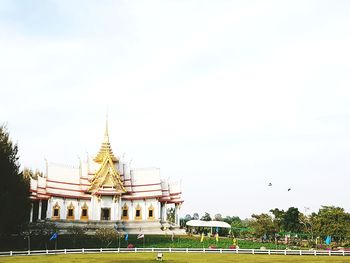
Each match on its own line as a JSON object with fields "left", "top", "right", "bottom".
{"left": 101, "top": 208, "right": 110, "bottom": 220}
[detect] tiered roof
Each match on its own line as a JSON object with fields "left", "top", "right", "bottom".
{"left": 29, "top": 119, "right": 183, "bottom": 203}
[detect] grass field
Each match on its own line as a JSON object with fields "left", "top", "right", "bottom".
{"left": 0, "top": 253, "right": 350, "bottom": 263}
{"left": 0, "top": 234, "right": 290, "bottom": 251}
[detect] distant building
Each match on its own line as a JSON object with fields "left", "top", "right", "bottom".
{"left": 29, "top": 120, "right": 183, "bottom": 234}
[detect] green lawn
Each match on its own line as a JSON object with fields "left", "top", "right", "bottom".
{"left": 0, "top": 253, "right": 349, "bottom": 263}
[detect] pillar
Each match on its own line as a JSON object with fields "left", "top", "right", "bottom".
{"left": 130, "top": 201, "right": 134, "bottom": 220}
{"left": 38, "top": 200, "right": 42, "bottom": 220}
{"left": 47, "top": 198, "right": 52, "bottom": 218}
{"left": 118, "top": 196, "right": 122, "bottom": 220}
{"left": 30, "top": 203, "right": 33, "bottom": 222}
{"left": 158, "top": 202, "right": 161, "bottom": 220}
{"left": 175, "top": 203, "right": 180, "bottom": 226}
{"left": 161, "top": 203, "right": 166, "bottom": 222}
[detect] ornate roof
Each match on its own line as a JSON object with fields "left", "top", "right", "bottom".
{"left": 94, "top": 118, "right": 118, "bottom": 163}
{"left": 88, "top": 118, "right": 125, "bottom": 194}
{"left": 88, "top": 154, "right": 126, "bottom": 194}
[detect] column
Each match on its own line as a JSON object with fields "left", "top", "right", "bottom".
{"left": 175, "top": 204, "right": 180, "bottom": 226}
{"left": 158, "top": 202, "right": 161, "bottom": 220}
{"left": 47, "top": 198, "right": 52, "bottom": 218}
{"left": 118, "top": 196, "right": 122, "bottom": 220}
{"left": 161, "top": 203, "right": 166, "bottom": 222}
{"left": 111, "top": 197, "right": 115, "bottom": 220}
{"left": 38, "top": 200, "right": 42, "bottom": 220}
{"left": 76, "top": 201, "right": 80, "bottom": 221}
{"left": 30, "top": 203, "right": 33, "bottom": 222}
{"left": 62, "top": 198, "right": 66, "bottom": 220}
{"left": 130, "top": 201, "right": 134, "bottom": 220}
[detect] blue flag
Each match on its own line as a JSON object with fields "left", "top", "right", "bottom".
{"left": 325, "top": 236, "right": 331, "bottom": 245}
{"left": 125, "top": 233, "right": 129, "bottom": 241}
{"left": 49, "top": 232, "right": 58, "bottom": 241}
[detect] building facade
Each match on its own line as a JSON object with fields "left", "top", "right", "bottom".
{"left": 29, "top": 123, "right": 183, "bottom": 232}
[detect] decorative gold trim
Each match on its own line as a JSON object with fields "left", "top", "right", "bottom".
{"left": 121, "top": 203, "right": 129, "bottom": 221}
{"left": 88, "top": 154, "right": 126, "bottom": 194}
{"left": 80, "top": 202, "right": 88, "bottom": 221}
{"left": 135, "top": 204, "right": 142, "bottom": 221}
{"left": 148, "top": 204, "right": 155, "bottom": 220}
{"left": 66, "top": 202, "right": 75, "bottom": 220}
{"left": 52, "top": 202, "right": 60, "bottom": 220}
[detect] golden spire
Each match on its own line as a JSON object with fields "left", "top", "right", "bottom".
{"left": 89, "top": 114, "right": 125, "bottom": 194}
{"left": 94, "top": 115, "right": 118, "bottom": 163}
{"left": 103, "top": 112, "right": 109, "bottom": 143}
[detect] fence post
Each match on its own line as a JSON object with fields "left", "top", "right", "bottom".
{"left": 314, "top": 250, "right": 316, "bottom": 256}
{"left": 299, "top": 250, "right": 302, "bottom": 256}
{"left": 203, "top": 248, "right": 205, "bottom": 253}
{"left": 46, "top": 249, "right": 49, "bottom": 254}
{"left": 64, "top": 249, "right": 67, "bottom": 254}
{"left": 28, "top": 250, "right": 30, "bottom": 255}
{"left": 118, "top": 248, "right": 120, "bottom": 253}
{"left": 268, "top": 250, "right": 271, "bottom": 255}
{"left": 135, "top": 248, "right": 137, "bottom": 253}
{"left": 329, "top": 250, "right": 331, "bottom": 256}
{"left": 186, "top": 248, "right": 188, "bottom": 253}
{"left": 82, "top": 248, "right": 84, "bottom": 254}
{"left": 220, "top": 248, "right": 222, "bottom": 254}
{"left": 343, "top": 251, "right": 345, "bottom": 256}
{"left": 236, "top": 248, "right": 238, "bottom": 254}
{"left": 152, "top": 248, "right": 154, "bottom": 252}
{"left": 10, "top": 251, "right": 12, "bottom": 256}
{"left": 169, "top": 248, "right": 172, "bottom": 253}
{"left": 284, "top": 250, "right": 287, "bottom": 255}
{"left": 252, "top": 249, "right": 254, "bottom": 255}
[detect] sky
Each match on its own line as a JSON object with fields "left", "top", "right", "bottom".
{"left": 1, "top": 0, "right": 350, "bottom": 219}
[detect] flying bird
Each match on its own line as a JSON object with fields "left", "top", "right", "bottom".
{"left": 268, "top": 183, "right": 272, "bottom": 186}
{"left": 288, "top": 188, "right": 291, "bottom": 191}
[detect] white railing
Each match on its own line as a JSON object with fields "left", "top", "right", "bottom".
{"left": 0, "top": 248, "right": 349, "bottom": 257}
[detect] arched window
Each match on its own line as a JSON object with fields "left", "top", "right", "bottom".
{"left": 135, "top": 204, "right": 142, "bottom": 220}
{"left": 67, "top": 202, "right": 75, "bottom": 220}
{"left": 121, "top": 203, "right": 129, "bottom": 220}
{"left": 52, "top": 202, "right": 60, "bottom": 220}
{"left": 80, "top": 202, "right": 88, "bottom": 221}
{"left": 148, "top": 204, "right": 155, "bottom": 220}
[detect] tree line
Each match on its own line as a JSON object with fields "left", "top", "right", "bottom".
{"left": 182, "top": 206, "right": 350, "bottom": 246}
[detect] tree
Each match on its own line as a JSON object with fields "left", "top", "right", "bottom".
{"left": 283, "top": 207, "right": 302, "bottom": 233}
{"left": 167, "top": 207, "right": 175, "bottom": 223}
{"left": 95, "top": 228, "right": 118, "bottom": 247}
{"left": 184, "top": 214, "right": 192, "bottom": 221}
{"left": 0, "top": 124, "right": 30, "bottom": 235}
{"left": 299, "top": 212, "right": 314, "bottom": 241}
{"left": 224, "top": 216, "right": 246, "bottom": 237}
{"left": 201, "top": 212, "right": 211, "bottom": 221}
{"left": 250, "top": 213, "right": 277, "bottom": 240}
{"left": 214, "top": 213, "right": 223, "bottom": 221}
{"left": 312, "top": 206, "right": 350, "bottom": 243}
{"left": 270, "top": 208, "right": 285, "bottom": 232}
{"left": 67, "top": 226, "right": 86, "bottom": 248}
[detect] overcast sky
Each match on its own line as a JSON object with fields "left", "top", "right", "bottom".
{"left": 1, "top": 0, "right": 350, "bottom": 219}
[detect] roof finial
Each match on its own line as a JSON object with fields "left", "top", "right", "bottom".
{"left": 103, "top": 109, "right": 110, "bottom": 143}
{"left": 94, "top": 110, "right": 118, "bottom": 163}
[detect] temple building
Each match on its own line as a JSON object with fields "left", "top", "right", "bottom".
{"left": 29, "top": 121, "right": 183, "bottom": 234}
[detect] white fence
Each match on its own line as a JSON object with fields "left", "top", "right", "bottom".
{"left": 0, "top": 247, "right": 349, "bottom": 257}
